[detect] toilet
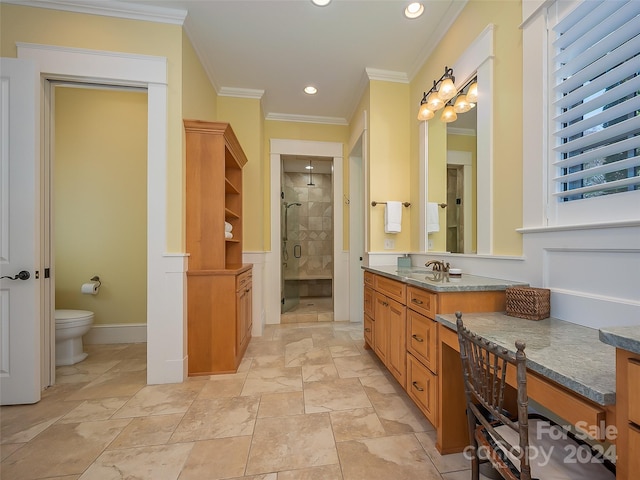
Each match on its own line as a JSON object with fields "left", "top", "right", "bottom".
{"left": 55, "top": 309, "right": 94, "bottom": 366}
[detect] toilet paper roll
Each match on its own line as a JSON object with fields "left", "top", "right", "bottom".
{"left": 81, "top": 282, "right": 100, "bottom": 295}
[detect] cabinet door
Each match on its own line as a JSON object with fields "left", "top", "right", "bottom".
{"left": 407, "top": 353, "right": 438, "bottom": 426}
{"left": 630, "top": 425, "right": 640, "bottom": 476}
{"left": 407, "top": 309, "right": 438, "bottom": 374}
{"left": 374, "top": 292, "right": 389, "bottom": 364}
{"left": 628, "top": 359, "right": 640, "bottom": 426}
{"left": 387, "top": 298, "right": 406, "bottom": 387}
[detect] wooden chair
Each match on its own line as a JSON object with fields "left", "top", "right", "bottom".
{"left": 455, "top": 312, "right": 615, "bottom": 480}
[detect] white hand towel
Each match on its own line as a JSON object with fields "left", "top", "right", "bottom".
{"left": 384, "top": 201, "right": 402, "bottom": 233}
{"left": 225, "top": 231, "right": 233, "bottom": 239}
{"left": 427, "top": 202, "right": 440, "bottom": 233}
{"left": 225, "top": 221, "right": 233, "bottom": 233}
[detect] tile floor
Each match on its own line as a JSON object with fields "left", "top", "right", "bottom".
{"left": 281, "top": 296, "right": 333, "bottom": 323}
{"left": 0, "top": 321, "right": 493, "bottom": 480}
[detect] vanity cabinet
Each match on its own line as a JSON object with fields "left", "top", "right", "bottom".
{"left": 616, "top": 350, "right": 640, "bottom": 479}
{"left": 185, "top": 120, "right": 252, "bottom": 375}
{"left": 363, "top": 268, "right": 509, "bottom": 434}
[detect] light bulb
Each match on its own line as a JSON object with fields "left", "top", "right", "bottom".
{"left": 417, "top": 103, "right": 434, "bottom": 121}
{"left": 441, "top": 105, "right": 457, "bottom": 123}
{"left": 427, "top": 91, "right": 444, "bottom": 111}
{"left": 453, "top": 94, "right": 471, "bottom": 113}
{"left": 466, "top": 81, "right": 478, "bottom": 103}
{"left": 437, "top": 77, "right": 457, "bottom": 101}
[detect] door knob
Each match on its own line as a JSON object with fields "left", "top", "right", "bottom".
{"left": 1, "top": 270, "right": 30, "bottom": 280}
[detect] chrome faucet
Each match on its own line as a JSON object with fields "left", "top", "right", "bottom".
{"left": 425, "top": 260, "right": 450, "bottom": 272}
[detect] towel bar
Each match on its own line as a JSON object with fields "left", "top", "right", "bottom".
{"left": 371, "top": 201, "right": 411, "bottom": 207}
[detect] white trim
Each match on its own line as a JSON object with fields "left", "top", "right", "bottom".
{"left": 265, "top": 112, "right": 348, "bottom": 126}
{"left": 17, "top": 43, "right": 185, "bottom": 385}
{"left": 218, "top": 87, "right": 264, "bottom": 100}
{"left": 84, "top": 323, "right": 147, "bottom": 345}
{"left": 268, "top": 139, "right": 346, "bottom": 324}
{"left": 518, "top": 219, "right": 640, "bottom": 234}
{"left": 3, "top": 0, "right": 187, "bottom": 25}
{"left": 365, "top": 68, "right": 409, "bottom": 84}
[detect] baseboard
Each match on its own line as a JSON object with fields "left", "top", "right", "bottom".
{"left": 83, "top": 323, "right": 147, "bottom": 344}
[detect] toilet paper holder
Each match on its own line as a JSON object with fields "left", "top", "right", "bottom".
{"left": 90, "top": 275, "right": 101, "bottom": 288}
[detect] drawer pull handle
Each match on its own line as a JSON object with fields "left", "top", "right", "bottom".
{"left": 412, "top": 298, "right": 424, "bottom": 305}
{"left": 364, "top": 327, "right": 371, "bottom": 332}
{"left": 412, "top": 334, "right": 424, "bottom": 343}
{"left": 412, "top": 381, "right": 424, "bottom": 392}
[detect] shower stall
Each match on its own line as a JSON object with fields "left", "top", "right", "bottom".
{"left": 280, "top": 156, "right": 334, "bottom": 320}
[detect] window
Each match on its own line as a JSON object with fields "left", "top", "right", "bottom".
{"left": 550, "top": 0, "right": 640, "bottom": 207}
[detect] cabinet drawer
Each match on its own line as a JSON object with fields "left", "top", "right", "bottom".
{"left": 628, "top": 358, "right": 640, "bottom": 426}
{"left": 237, "top": 270, "right": 252, "bottom": 291}
{"left": 364, "top": 286, "right": 374, "bottom": 318}
{"left": 364, "top": 271, "right": 375, "bottom": 287}
{"left": 407, "top": 309, "right": 438, "bottom": 374}
{"left": 407, "top": 353, "right": 438, "bottom": 426}
{"left": 374, "top": 275, "right": 406, "bottom": 304}
{"left": 407, "top": 286, "right": 437, "bottom": 319}
{"left": 364, "top": 313, "right": 374, "bottom": 349}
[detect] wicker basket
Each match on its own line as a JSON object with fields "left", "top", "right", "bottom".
{"left": 505, "top": 286, "right": 550, "bottom": 320}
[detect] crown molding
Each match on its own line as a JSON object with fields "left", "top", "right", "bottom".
{"left": 218, "top": 87, "right": 264, "bottom": 100}
{"left": 265, "top": 112, "right": 348, "bottom": 126}
{"left": 365, "top": 68, "right": 409, "bottom": 83}
{"left": 3, "top": 0, "right": 187, "bottom": 25}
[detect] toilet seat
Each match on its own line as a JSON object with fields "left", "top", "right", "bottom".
{"left": 55, "top": 309, "right": 93, "bottom": 326}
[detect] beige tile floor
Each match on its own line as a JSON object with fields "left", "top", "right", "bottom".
{"left": 0, "top": 321, "right": 493, "bottom": 480}
{"left": 281, "top": 297, "right": 333, "bottom": 323}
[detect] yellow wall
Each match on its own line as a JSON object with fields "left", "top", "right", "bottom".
{"left": 54, "top": 87, "right": 147, "bottom": 326}
{"left": 263, "top": 120, "right": 350, "bottom": 251}
{"left": 410, "top": 0, "right": 523, "bottom": 255}
{"left": 218, "top": 96, "right": 265, "bottom": 251}
{"left": 368, "top": 80, "right": 411, "bottom": 252}
{"left": 0, "top": 3, "right": 186, "bottom": 252}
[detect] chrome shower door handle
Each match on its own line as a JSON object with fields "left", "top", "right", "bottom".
{"left": 293, "top": 244, "right": 301, "bottom": 258}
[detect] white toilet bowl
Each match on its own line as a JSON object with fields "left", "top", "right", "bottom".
{"left": 55, "top": 309, "right": 94, "bottom": 366}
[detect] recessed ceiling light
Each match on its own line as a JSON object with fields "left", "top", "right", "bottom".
{"left": 311, "top": 0, "right": 331, "bottom": 6}
{"left": 304, "top": 86, "right": 318, "bottom": 95}
{"left": 404, "top": 2, "right": 424, "bottom": 19}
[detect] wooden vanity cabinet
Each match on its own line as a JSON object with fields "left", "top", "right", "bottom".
{"left": 185, "top": 120, "right": 252, "bottom": 375}
{"left": 363, "top": 269, "right": 509, "bottom": 433}
{"left": 616, "top": 351, "right": 640, "bottom": 479}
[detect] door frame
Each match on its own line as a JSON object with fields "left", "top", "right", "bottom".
{"left": 17, "top": 42, "right": 187, "bottom": 386}
{"left": 268, "top": 139, "right": 347, "bottom": 325}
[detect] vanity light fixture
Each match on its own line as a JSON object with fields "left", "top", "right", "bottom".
{"left": 304, "top": 85, "right": 318, "bottom": 95}
{"left": 404, "top": 2, "right": 424, "bottom": 19}
{"left": 418, "top": 71, "right": 478, "bottom": 123}
{"left": 416, "top": 66, "right": 456, "bottom": 121}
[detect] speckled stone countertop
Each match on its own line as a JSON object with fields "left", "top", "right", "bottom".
{"left": 363, "top": 265, "right": 527, "bottom": 292}
{"left": 599, "top": 326, "right": 640, "bottom": 355}
{"left": 437, "top": 312, "right": 616, "bottom": 406}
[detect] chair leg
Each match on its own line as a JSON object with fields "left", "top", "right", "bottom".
{"left": 468, "top": 414, "right": 480, "bottom": 480}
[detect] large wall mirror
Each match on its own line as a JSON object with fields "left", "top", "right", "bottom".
{"left": 420, "top": 24, "right": 494, "bottom": 255}
{"left": 446, "top": 107, "right": 476, "bottom": 253}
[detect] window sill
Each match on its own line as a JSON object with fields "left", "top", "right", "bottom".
{"left": 517, "top": 220, "right": 640, "bottom": 234}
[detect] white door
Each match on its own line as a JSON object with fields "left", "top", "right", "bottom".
{"left": 0, "top": 58, "right": 41, "bottom": 405}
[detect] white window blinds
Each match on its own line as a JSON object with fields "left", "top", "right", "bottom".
{"left": 551, "top": 0, "right": 640, "bottom": 203}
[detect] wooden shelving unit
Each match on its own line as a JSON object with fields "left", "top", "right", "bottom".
{"left": 184, "top": 120, "right": 252, "bottom": 375}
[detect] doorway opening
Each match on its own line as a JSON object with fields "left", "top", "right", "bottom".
{"left": 280, "top": 155, "right": 334, "bottom": 323}
{"left": 50, "top": 83, "right": 148, "bottom": 382}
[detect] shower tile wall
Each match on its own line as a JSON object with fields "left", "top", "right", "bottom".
{"left": 284, "top": 171, "right": 332, "bottom": 297}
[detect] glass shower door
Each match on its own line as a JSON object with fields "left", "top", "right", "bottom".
{"left": 281, "top": 193, "right": 301, "bottom": 313}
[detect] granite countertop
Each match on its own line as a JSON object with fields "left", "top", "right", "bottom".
{"left": 363, "top": 265, "right": 527, "bottom": 292}
{"left": 599, "top": 326, "right": 640, "bottom": 355}
{"left": 436, "top": 312, "right": 616, "bottom": 406}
